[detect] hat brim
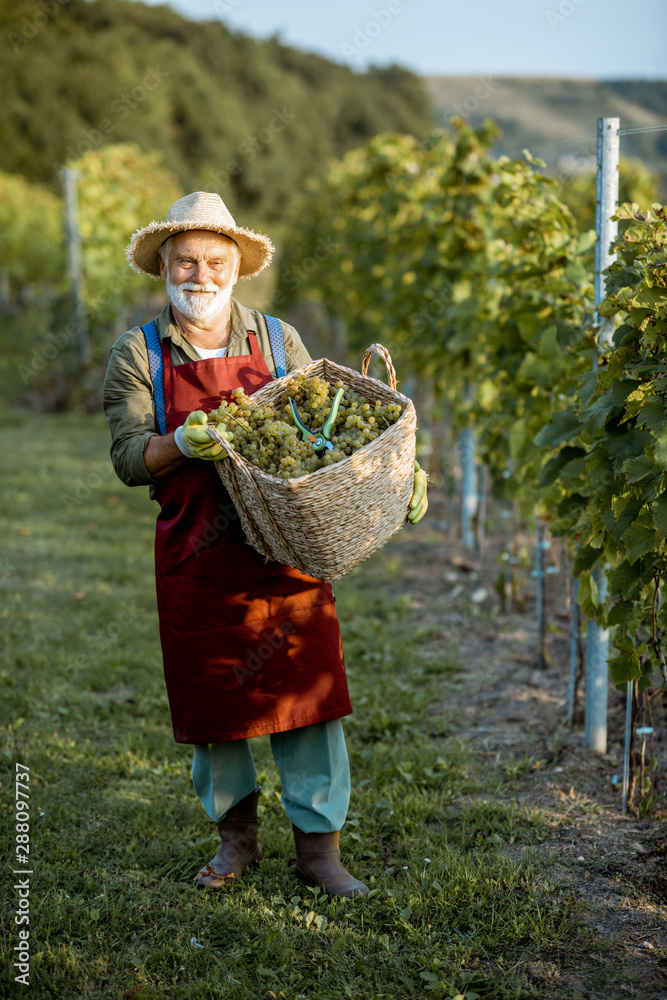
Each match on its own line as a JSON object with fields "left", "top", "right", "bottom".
{"left": 125, "top": 221, "right": 274, "bottom": 279}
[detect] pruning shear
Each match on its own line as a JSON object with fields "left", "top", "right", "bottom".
{"left": 288, "top": 386, "right": 345, "bottom": 458}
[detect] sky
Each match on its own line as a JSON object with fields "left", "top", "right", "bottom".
{"left": 140, "top": 0, "right": 667, "bottom": 78}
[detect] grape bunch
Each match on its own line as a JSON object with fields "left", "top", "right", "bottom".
{"left": 208, "top": 375, "right": 403, "bottom": 479}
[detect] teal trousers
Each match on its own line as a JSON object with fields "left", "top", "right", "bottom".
{"left": 191, "top": 719, "right": 350, "bottom": 833}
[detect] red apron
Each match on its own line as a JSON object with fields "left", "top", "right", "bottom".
{"left": 154, "top": 332, "right": 353, "bottom": 743}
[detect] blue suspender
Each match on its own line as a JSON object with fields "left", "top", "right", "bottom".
{"left": 142, "top": 321, "right": 167, "bottom": 436}
{"left": 142, "top": 314, "right": 286, "bottom": 435}
{"left": 263, "top": 314, "right": 287, "bottom": 379}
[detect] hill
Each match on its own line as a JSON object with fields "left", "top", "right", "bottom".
{"left": 425, "top": 77, "right": 667, "bottom": 188}
{"left": 0, "top": 0, "right": 432, "bottom": 226}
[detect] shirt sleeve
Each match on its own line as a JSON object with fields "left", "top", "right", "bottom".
{"left": 102, "top": 334, "right": 161, "bottom": 488}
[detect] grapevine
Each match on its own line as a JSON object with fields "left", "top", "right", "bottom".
{"left": 208, "top": 375, "right": 403, "bottom": 479}
{"left": 542, "top": 203, "right": 667, "bottom": 687}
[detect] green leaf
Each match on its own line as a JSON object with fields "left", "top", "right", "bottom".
{"left": 515, "top": 313, "right": 541, "bottom": 340}
{"left": 609, "top": 559, "right": 642, "bottom": 598}
{"left": 399, "top": 906, "right": 413, "bottom": 921}
{"left": 652, "top": 494, "right": 667, "bottom": 537}
{"left": 634, "top": 288, "right": 664, "bottom": 308}
{"left": 621, "top": 516, "right": 660, "bottom": 564}
{"left": 623, "top": 383, "right": 653, "bottom": 418}
{"left": 636, "top": 399, "right": 665, "bottom": 433}
{"left": 419, "top": 971, "right": 439, "bottom": 983}
{"left": 657, "top": 599, "right": 667, "bottom": 632}
{"left": 604, "top": 496, "right": 644, "bottom": 542}
{"left": 517, "top": 352, "right": 556, "bottom": 389}
{"left": 559, "top": 456, "right": 588, "bottom": 489}
{"left": 534, "top": 407, "right": 581, "bottom": 448}
{"left": 622, "top": 454, "right": 654, "bottom": 483}
{"left": 609, "top": 638, "right": 642, "bottom": 686}
{"left": 509, "top": 417, "right": 528, "bottom": 459}
{"left": 574, "top": 545, "right": 601, "bottom": 575}
{"left": 651, "top": 424, "right": 667, "bottom": 470}
{"left": 582, "top": 389, "right": 615, "bottom": 434}
{"left": 606, "top": 600, "right": 636, "bottom": 630}
{"left": 585, "top": 459, "right": 615, "bottom": 497}
{"left": 577, "top": 571, "right": 600, "bottom": 619}
{"left": 606, "top": 426, "right": 653, "bottom": 462}
{"left": 538, "top": 446, "right": 586, "bottom": 488}
{"left": 611, "top": 379, "right": 640, "bottom": 407}
{"left": 611, "top": 322, "right": 637, "bottom": 350}
{"left": 578, "top": 369, "right": 599, "bottom": 408}
{"left": 556, "top": 493, "right": 587, "bottom": 519}
{"left": 611, "top": 493, "right": 633, "bottom": 518}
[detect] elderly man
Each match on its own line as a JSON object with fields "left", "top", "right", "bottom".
{"left": 103, "top": 192, "right": 427, "bottom": 899}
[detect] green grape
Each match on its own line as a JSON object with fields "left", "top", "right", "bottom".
{"left": 209, "top": 375, "right": 402, "bottom": 478}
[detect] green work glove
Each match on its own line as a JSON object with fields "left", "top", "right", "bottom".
{"left": 408, "top": 460, "right": 428, "bottom": 524}
{"left": 178, "top": 410, "right": 234, "bottom": 461}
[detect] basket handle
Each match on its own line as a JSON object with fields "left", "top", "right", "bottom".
{"left": 206, "top": 422, "right": 238, "bottom": 461}
{"left": 361, "top": 343, "right": 397, "bottom": 390}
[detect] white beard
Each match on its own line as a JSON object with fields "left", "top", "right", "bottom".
{"left": 166, "top": 277, "right": 233, "bottom": 322}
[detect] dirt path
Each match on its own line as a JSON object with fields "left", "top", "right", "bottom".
{"left": 383, "top": 493, "right": 667, "bottom": 999}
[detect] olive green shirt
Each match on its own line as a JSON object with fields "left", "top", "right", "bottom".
{"left": 103, "top": 298, "right": 312, "bottom": 492}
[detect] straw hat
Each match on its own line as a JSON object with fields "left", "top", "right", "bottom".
{"left": 126, "top": 191, "right": 275, "bottom": 279}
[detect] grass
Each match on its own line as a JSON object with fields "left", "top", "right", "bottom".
{"left": 0, "top": 405, "right": 600, "bottom": 1000}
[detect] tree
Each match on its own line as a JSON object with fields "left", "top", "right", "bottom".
{"left": 0, "top": 171, "right": 64, "bottom": 303}
{"left": 276, "top": 120, "right": 594, "bottom": 511}
{"left": 18, "top": 144, "right": 183, "bottom": 411}
{"left": 543, "top": 203, "right": 667, "bottom": 688}
{"left": 0, "top": 0, "right": 433, "bottom": 224}
{"left": 68, "top": 142, "right": 182, "bottom": 332}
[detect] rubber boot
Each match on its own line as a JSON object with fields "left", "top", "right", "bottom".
{"left": 193, "top": 787, "right": 262, "bottom": 888}
{"left": 289, "top": 825, "right": 369, "bottom": 899}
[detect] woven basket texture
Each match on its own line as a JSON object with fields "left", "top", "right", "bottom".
{"left": 208, "top": 344, "right": 417, "bottom": 581}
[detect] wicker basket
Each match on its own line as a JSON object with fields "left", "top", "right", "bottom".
{"left": 207, "top": 343, "right": 417, "bottom": 581}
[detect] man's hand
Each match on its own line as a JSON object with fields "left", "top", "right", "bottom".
{"left": 178, "top": 410, "right": 234, "bottom": 461}
{"left": 408, "top": 460, "right": 428, "bottom": 524}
